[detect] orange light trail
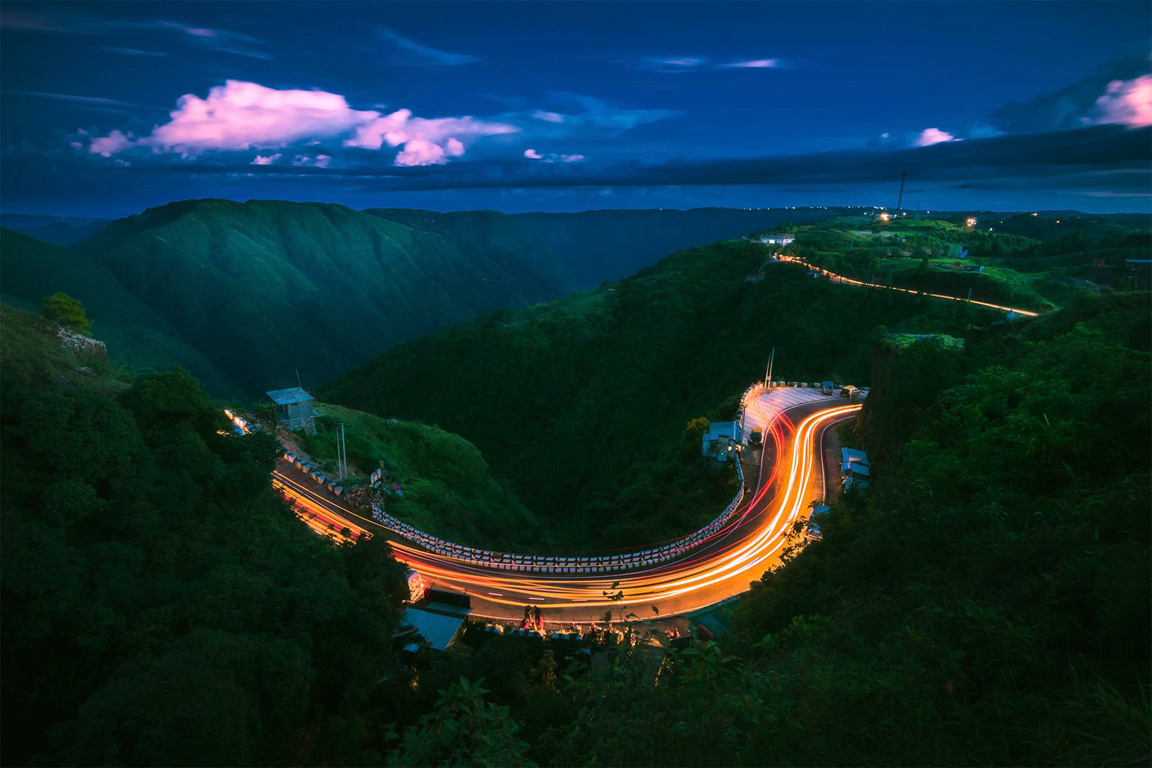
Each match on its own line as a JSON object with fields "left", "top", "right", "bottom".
{"left": 776, "top": 254, "right": 1040, "bottom": 317}
{"left": 271, "top": 402, "right": 861, "bottom": 616}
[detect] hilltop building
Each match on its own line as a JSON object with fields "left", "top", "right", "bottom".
{"left": 760, "top": 233, "right": 795, "bottom": 246}
{"left": 702, "top": 421, "right": 741, "bottom": 461}
{"left": 267, "top": 387, "right": 316, "bottom": 434}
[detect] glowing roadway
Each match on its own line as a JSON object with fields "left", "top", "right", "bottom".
{"left": 273, "top": 396, "right": 860, "bottom": 624}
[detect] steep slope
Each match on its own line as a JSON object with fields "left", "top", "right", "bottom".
{"left": 0, "top": 228, "right": 238, "bottom": 395}
{"left": 74, "top": 199, "right": 567, "bottom": 397}
{"left": 326, "top": 236, "right": 994, "bottom": 550}
{"left": 513, "top": 207, "right": 844, "bottom": 289}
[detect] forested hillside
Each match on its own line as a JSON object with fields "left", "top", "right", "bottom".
{"left": 326, "top": 236, "right": 996, "bottom": 551}
{"left": 68, "top": 199, "right": 567, "bottom": 398}
{"left": 0, "top": 229, "right": 238, "bottom": 394}
{"left": 0, "top": 305, "right": 409, "bottom": 765}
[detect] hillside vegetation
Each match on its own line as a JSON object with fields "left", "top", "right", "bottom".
{"left": 782, "top": 213, "right": 1151, "bottom": 312}
{"left": 299, "top": 403, "right": 544, "bottom": 551}
{"left": 0, "top": 228, "right": 238, "bottom": 394}
{"left": 326, "top": 235, "right": 998, "bottom": 551}
{"left": 0, "top": 305, "right": 408, "bottom": 766}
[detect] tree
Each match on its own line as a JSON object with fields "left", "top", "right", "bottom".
{"left": 387, "top": 678, "right": 533, "bottom": 767}
{"left": 40, "top": 292, "right": 91, "bottom": 335}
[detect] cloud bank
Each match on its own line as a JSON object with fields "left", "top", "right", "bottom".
{"left": 87, "top": 80, "right": 517, "bottom": 166}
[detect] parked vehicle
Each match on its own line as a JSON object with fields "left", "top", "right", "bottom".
{"left": 840, "top": 385, "right": 858, "bottom": 398}
{"left": 749, "top": 429, "right": 763, "bottom": 446}
{"left": 821, "top": 380, "right": 835, "bottom": 395}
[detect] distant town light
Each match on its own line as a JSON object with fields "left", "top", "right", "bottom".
{"left": 965, "top": 217, "right": 978, "bottom": 228}
{"left": 879, "top": 212, "right": 891, "bottom": 222}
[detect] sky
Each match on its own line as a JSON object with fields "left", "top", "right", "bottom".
{"left": 2, "top": 1, "right": 1150, "bottom": 217}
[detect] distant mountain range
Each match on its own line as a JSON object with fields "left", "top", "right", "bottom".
{"left": 0, "top": 200, "right": 847, "bottom": 397}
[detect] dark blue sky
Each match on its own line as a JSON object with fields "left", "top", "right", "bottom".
{"left": 2, "top": 1, "right": 1150, "bottom": 217}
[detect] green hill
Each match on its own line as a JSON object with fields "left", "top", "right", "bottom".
{"left": 61, "top": 199, "right": 568, "bottom": 397}
{"left": 0, "top": 228, "right": 238, "bottom": 395}
{"left": 325, "top": 235, "right": 998, "bottom": 550}
{"left": 296, "top": 402, "right": 545, "bottom": 551}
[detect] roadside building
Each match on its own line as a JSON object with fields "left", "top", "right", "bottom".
{"left": 702, "top": 421, "right": 741, "bottom": 461}
{"left": 397, "top": 590, "right": 473, "bottom": 652}
{"left": 267, "top": 387, "right": 316, "bottom": 434}
{"left": 760, "top": 233, "right": 796, "bottom": 246}
{"left": 841, "top": 447, "right": 871, "bottom": 490}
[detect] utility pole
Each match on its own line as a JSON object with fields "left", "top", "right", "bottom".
{"left": 338, "top": 423, "right": 347, "bottom": 481}
{"left": 764, "top": 347, "right": 776, "bottom": 388}
{"left": 897, "top": 171, "right": 907, "bottom": 211}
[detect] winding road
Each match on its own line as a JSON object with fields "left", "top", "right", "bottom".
{"left": 273, "top": 393, "right": 861, "bottom": 624}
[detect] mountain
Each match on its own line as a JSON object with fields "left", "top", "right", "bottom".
{"left": 52, "top": 198, "right": 568, "bottom": 397}
{"left": 512, "top": 207, "right": 844, "bottom": 289}
{"left": 324, "top": 232, "right": 991, "bottom": 550}
{"left": 0, "top": 214, "right": 111, "bottom": 246}
{"left": 0, "top": 228, "right": 238, "bottom": 394}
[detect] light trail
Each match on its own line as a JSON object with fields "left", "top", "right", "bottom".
{"left": 271, "top": 400, "right": 861, "bottom": 617}
{"left": 775, "top": 254, "right": 1040, "bottom": 317}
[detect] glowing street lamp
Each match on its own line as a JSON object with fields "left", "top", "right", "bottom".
{"left": 965, "top": 217, "right": 978, "bottom": 228}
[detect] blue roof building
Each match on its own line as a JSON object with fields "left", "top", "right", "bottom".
{"left": 702, "top": 421, "right": 741, "bottom": 461}
{"left": 266, "top": 387, "right": 316, "bottom": 434}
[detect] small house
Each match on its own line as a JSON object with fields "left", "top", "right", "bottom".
{"left": 702, "top": 421, "right": 741, "bottom": 461}
{"left": 760, "top": 233, "right": 796, "bottom": 246}
{"left": 267, "top": 387, "right": 316, "bottom": 434}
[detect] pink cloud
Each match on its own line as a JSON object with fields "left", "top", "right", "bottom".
{"left": 914, "top": 127, "right": 957, "bottom": 147}
{"left": 394, "top": 139, "right": 449, "bottom": 167}
{"left": 524, "top": 148, "right": 543, "bottom": 159}
{"left": 89, "top": 129, "right": 135, "bottom": 157}
{"left": 314, "top": 154, "right": 332, "bottom": 168}
{"left": 86, "top": 80, "right": 512, "bottom": 166}
{"left": 1090, "top": 74, "right": 1152, "bottom": 128}
{"left": 727, "top": 59, "right": 779, "bottom": 68}
{"left": 345, "top": 108, "right": 517, "bottom": 166}
{"left": 250, "top": 152, "right": 281, "bottom": 165}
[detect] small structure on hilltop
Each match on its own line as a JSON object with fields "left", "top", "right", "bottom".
{"left": 267, "top": 387, "right": 316, "bottom": 435}
{"left": 702, "top": 421, "right": 741, "bottom": 461}
{"left": 760, "top": 233, "right": 795, "bottom": 246}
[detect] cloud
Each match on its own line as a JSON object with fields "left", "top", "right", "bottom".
{"left": 636, "top": 56, "right": 709, "bottom": 72}
{"left": 914, "top": 128, "right": 958, "bottom": 147}
{"left": 519, "top": 93, "right": 682, "bottom": 138}
{"left": 723, "top": 59, "right": 780, "bottom": 69}
{"left": 532, "top": 111, "right": 565, "bottom": 123}
{"left": 988, "top": 58, "right": 1150, "bottom": 134}
{"left": 90, "top": 130, "right": 135, "bottom": 157}
{"left": 3, "top": 88, "right": 164, "bottom": 114}
{"left": 338, "top": 125, "right": 1149, "bottom": 196}
{"left": 1088, "top": 74, "right": 1152, "bottom": 128}
{"left": 102, "top": 46, "right": 170, "bottom": 57}
{"left": 87, "top": 80, "right": 515, "bottom": 166}
{"left": 251, "top": 153, "right": 281, "bottom": 165}
{"left": 1, "top": 10, "right": 271, "bottom": 59}
{"left": 524, "top": 148, "right": 585, "bottom": 163}
{"left": 376, "top": 27, "right": 479, "bottom": 66}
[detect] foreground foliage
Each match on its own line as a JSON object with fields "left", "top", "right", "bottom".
{"left": 0, "top": 306, "right": 408, "bottom": 765}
